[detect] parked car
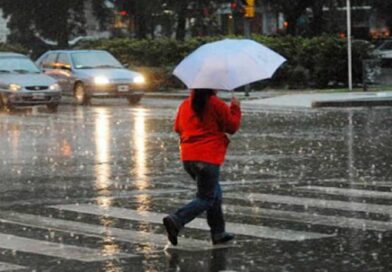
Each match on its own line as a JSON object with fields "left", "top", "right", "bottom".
{"left": 0, "top": 52, "right": 61, "bottom": 112}
{"left": 372, "top": 39, "right": 392, "bottom": 59}
{"left": 35, "top": 50, "right": 146, "bottom": 105}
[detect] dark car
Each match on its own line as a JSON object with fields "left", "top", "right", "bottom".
{"left": 36, "top": 50, "right": 146, "bottom": 105}
{"left": 0, "top": 52, "right": 61, "bottom": 112}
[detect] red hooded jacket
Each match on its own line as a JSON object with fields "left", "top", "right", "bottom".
{"left": 174, "top": 91, "right": 241, "bottom": 165}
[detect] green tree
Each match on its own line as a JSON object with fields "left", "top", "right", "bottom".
{"left": 0, "top": 0, "right": 109, "bottom": 49}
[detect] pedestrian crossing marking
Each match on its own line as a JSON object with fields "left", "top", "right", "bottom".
{"left": 49, "top": 204, "right": 334, "bottom": 241}
{"left": 0, "top": 233, "right": 135, "bottom": 262}
{"left": 0, "top": 189, "right": 187, "bottom": 208}
{"left": 313, "top": 179, "right": 392, "bottom": 188}
{"left": 225, "top": 193, "right": 392, "bottom": 215}
{"left": 298, "top": 186, "right": 392, "bottom": 199}
{"left": 223, "top": 204, "right": 392, "bottom": 232}
{"left": 170, "top": 199, "right": 392, "bottom": 232}
{"left": 0, "top": 261, "right": 26, "bottom": 271}
{"left": 0, "top": 211, "right": 223, "bottom": 251}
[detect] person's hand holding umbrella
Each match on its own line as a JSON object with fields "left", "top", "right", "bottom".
{"left": 231, "top": 96, "right": 240, "bottom": 107}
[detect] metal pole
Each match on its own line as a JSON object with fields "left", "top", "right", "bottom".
{"left": 347, "top": 0, "right": 353, "bottom": 91}
{"left": 347, "top": 111, "right": 354, "bottom": 182}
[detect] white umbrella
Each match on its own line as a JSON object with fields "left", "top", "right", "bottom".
{"left": 173, "top": 38, "right": 286, "bottom": 91}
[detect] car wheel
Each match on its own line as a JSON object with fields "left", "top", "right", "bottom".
{"left": 74, "top": 82, "right": 90, "bottom": 105}
{"left": 127, "top": 94, "right": 142, "bottom": 105}
{"left": 47, "top": 103, "right": 59, "bottom": 113}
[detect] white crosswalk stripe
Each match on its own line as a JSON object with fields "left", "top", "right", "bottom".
{"left": 0, "top": 233, "right": 135, "bottom": 262}
{"left": 3, "top": 183, "right": 392, "bottom": 266}
{"left": 170, "top": 199, "right": 392, "bottom": 232}
{"left": 0, "top": 261, "right": 26, "bottom": 271}
{"left": 226, "top": 192, "right": 392, "bottom": 215}
{"left": 49, "top": 204, "right": 334, "bottom": 241}
{"left": 298, "top": 185, "right": 392, "bottom": 199}
{"left": 0, "top": 211, "right": 222, "bottom": 252}
{"left": 222, "top": 204, "right": 392, "bottom": 232}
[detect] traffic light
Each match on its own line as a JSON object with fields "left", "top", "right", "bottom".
{"left": 230, "top": 0, "right": 245, "bottom": 16}
{"left": 244, "top": 0, "right": 255, "bottom": 18}
{"left": 230, "top": 0, "right": 255, "bottom": 18}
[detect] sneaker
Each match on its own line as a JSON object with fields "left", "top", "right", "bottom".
{"left": 163, "top": 216, "right": 179, "bottom": 246}
{"left": 212, "top": 232, "right": 234, "bottom": 245}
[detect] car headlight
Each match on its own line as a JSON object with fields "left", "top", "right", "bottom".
{"left": 9, "top": 83, "right": 22, "bottom": 92}
{"left": 49, "top": 83, "right": 61, "bottom": 91}
{"left": 133, "top": 75, "right": 145, "bottom": 85}
{"left": 94, "top": 76, "right": 110, "bottom": 85}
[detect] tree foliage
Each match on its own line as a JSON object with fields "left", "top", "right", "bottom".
{"left": 113, "top": 0, "right": 226, "bottom": 40}
{"left": 0, "top": 0, "right": 109, "bottom": 49}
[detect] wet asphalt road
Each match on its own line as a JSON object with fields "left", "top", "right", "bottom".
{"left": 1, "top": 96, "right": 392, "bottom": 271}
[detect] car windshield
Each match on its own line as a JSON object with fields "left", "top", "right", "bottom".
{"left": 0, "top": 56, "right": 41, "bottom": 73}
{"left": 378, "top": 41, "right": 392, "bottom": 51}
{"left": 71, "top": 51, "right": 123, "bottom": 69}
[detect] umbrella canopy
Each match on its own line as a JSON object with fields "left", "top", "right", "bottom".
{"left": 173, "top": 39, "right": 286, "bottom": 91}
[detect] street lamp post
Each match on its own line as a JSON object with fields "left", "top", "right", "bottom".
{"left": 347, "top": 0, "right": 353, "bottom": 91}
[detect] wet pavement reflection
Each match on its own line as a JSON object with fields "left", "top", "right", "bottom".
{"left": 0, "top": 98, "right": 392, "bottom": 271}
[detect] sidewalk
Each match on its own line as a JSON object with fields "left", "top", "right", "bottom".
{"left": 145, "top": 89, "right": 292, "bottom": 101}
{"left": 146, "top": 90, "right": 392, "bottom": 108}
{"left": 243, "top": 90, "right": 392, "bottom": 108}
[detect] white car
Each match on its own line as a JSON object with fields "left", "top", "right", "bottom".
{"left": 373, "top": 40, "right": 392, "bottom": 59}
{"left": 36, "top": 50, "right": 145, "bottom": 105}
{"left": 0, "top": 52, "right": 61, "bottom": 112}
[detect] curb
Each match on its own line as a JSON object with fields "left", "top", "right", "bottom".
{"left": 312, "top": 99, "right": 392, "bottom": 108}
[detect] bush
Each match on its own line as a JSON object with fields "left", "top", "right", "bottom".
{"left": 0, "top": 43, "right": 28, "bottom": 54}
{"left": 1, "top": 35, "right": 373, "bottom": 91}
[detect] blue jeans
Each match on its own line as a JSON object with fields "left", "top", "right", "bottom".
{"left": 171, "top": 161, "right": 225, "bottom": 235}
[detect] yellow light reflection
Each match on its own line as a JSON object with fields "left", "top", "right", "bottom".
{"left": 94, "top": 108, "right": 122, "bottom": 271}
{"left": 133, "top": 108, "right": 148, "bottom": 189}
{"left": 10, "top": 124, "right": 20, "bottom": 157}
{"left": 95, "top": 108, "right": 112, "bottom": 207}
{"left": 135, "top": 194, "right": 151, "bottom": 212}
{"left": 100, "top": 219, "right": 123, "bottom": 272}
{"left": 104, "top": 261, "right": 124, "bottom": 272}
{"left": 132, "top": 109, "right": 153, "bottom": 214}
{"left": 61, "top": 139, "right": 72, "bottom": 157}
{"left": 9, "top": 124, "right": 21, "bottom": 176}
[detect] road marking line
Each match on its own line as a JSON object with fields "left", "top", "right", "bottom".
{"left": 0, "top": 233, "right": 135, "bottom": 262}
{"left": 222, "top": 204, "right": 392, "bottom": 232}
{"left": 0, "top": 189, "right": 186, "bottom": 208}
{"left": 307, "top": 179, "right": 392, "bottom": 188}
{"left": 226, "top": 193, "right": 392, "bottom": 215}
{"left": 0, "top": 211, "right": 221, "bottom": 251}
{"left": 171, "top": 199, "right": 392, "bottom": 232}
{"left": 297, "top": 186, "right": 392, "bottom": 199}
{"left": 0, "top": 262, "right": 26, "bottom": 271}
{"left": 49, "top": 204, "right": 334, "bottom": 241}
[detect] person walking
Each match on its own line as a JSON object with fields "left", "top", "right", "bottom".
{"left": 163, "top": 89, "right": 241, "bottom": 246}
